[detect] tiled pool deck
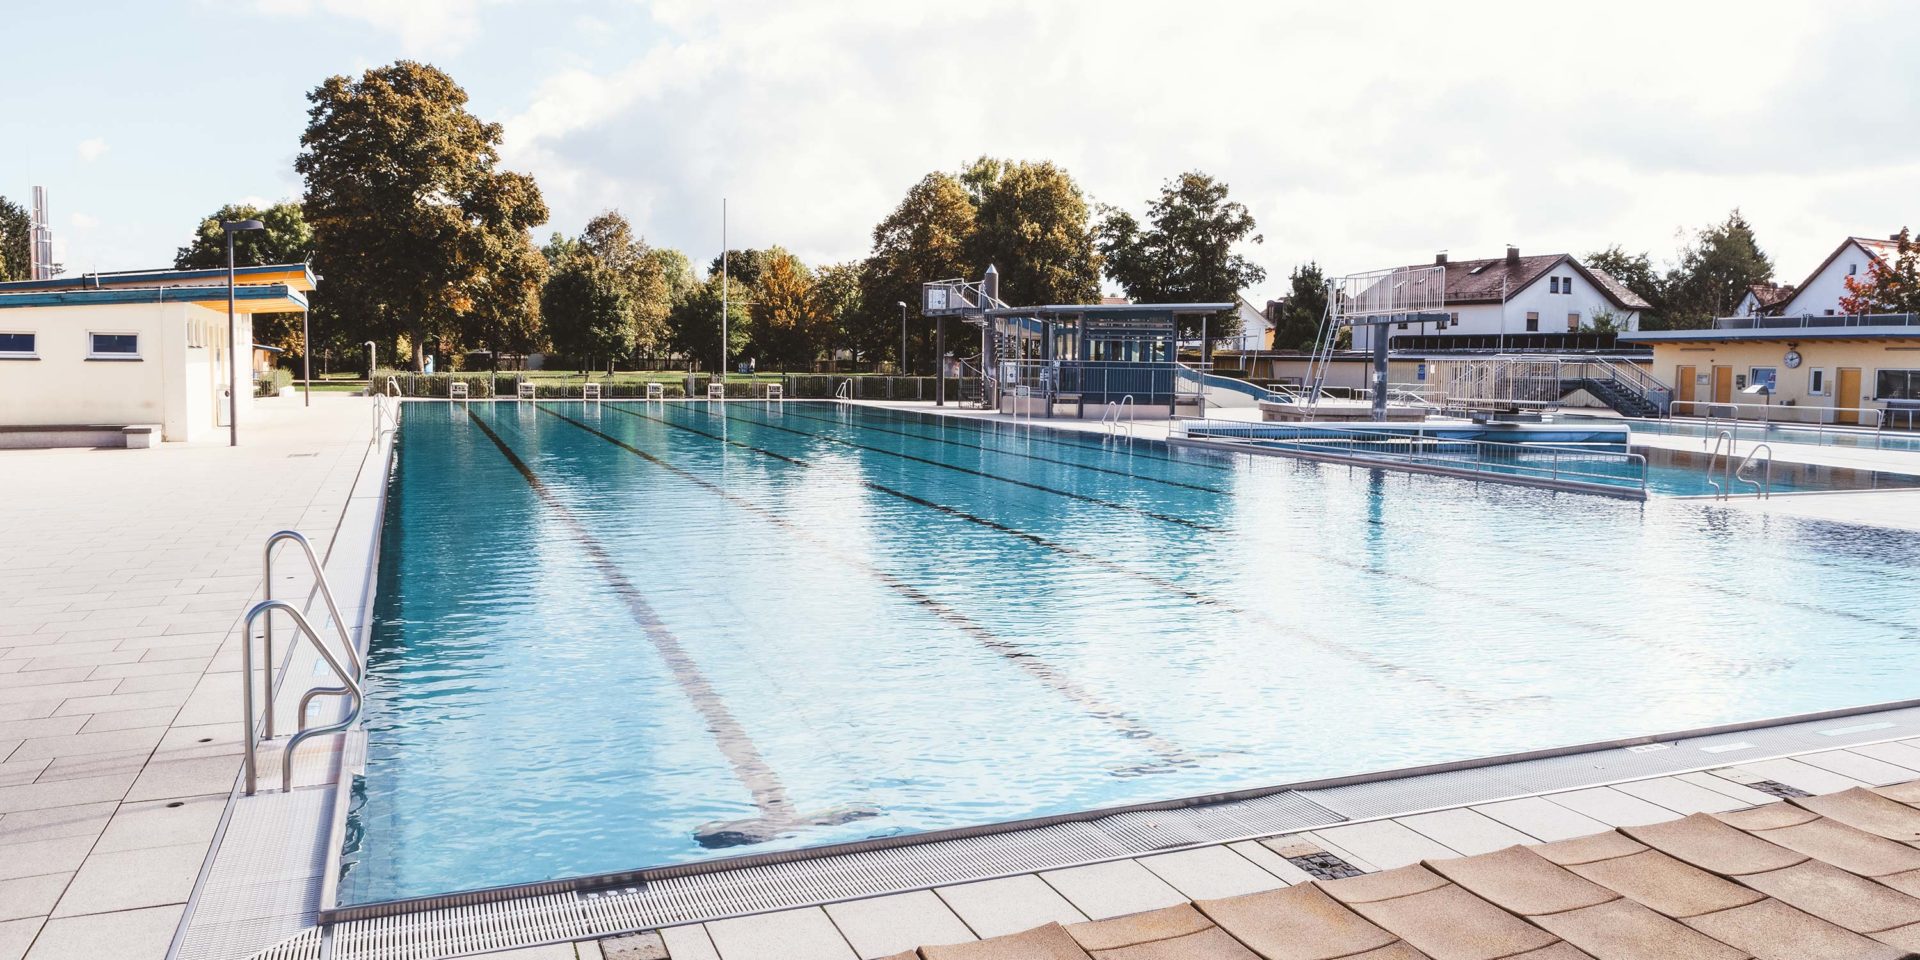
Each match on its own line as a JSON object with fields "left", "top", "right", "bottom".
{"left": 4, "top": 396, "right": 1919, "bottom": 960}
{"left": 0, "top": 396, "right": 379, "bottom": 960}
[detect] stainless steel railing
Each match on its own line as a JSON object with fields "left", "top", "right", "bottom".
{"left": 240, "top": 599, "right": 363, "bottom": 795}
{"left": 1704, "top": 430, "right": 1735, "bottom": 499}
{"left": 1735, "top": 443, "right": 1775, "bottom": 499}
{"left": 260, "top": 530, "right": 361, "bottom": 744}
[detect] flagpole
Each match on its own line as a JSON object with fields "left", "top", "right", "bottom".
{"left": 720, "top": 198, "right": 728, "bottom": 384}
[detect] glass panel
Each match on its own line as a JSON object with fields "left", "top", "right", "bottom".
{"left": 0, "top": 332, "right": 33, "bottom": 354}
{"left": 1878, "top": 370, "right": 1920, "bottom": 400}
{"left": 91, "top": 333, "right": 139, "bottom": 356}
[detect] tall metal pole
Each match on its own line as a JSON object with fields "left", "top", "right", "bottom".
{"left": 301, "top": 307, "right": 312, "bottom": 408}
{"left": 935, "top": 316, "right": 946, "bottom": 406}
{"left": 899, "top": 302, "right": 909, "bottom": 375}
{"left": 720, "top": 198, "right": 728, "bottom": 383}
{"left": 1371, "top": 320, "right": 1389, "bottom": 422}
{"left": 226, "top": 232, "right": 239, "bottom": 447}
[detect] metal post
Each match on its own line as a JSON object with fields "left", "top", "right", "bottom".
{"left": 226, "top": 232, "right": 239, "bottom": 447}
{"left": 720, "top": 198, "right": 728, "bottom": 383}
{"left": 936, "top": 316, "right": 946, "bottom": 406}
{"left": 899, "top": 302, "right": 909, "bottom": 375}
{"left": 1371, "top": 320, "right": 1389, "bottom": 422}
{"left": 301, "top": 307, "right": 311, "bottom": 407}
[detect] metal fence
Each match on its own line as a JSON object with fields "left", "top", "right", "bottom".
{"left": 1714, "top": 312, "right": 1920, "bottom": 331}
{"left": 1331, "top": 264, "right": 1447, "bottom": 321}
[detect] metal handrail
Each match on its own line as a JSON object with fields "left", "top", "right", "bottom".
{"left": 371, "top": 393, "right": 397, "bottom": 435}
{"left": 1705, "top": 430, "right": 1734, "bottom": 499}
{"left": 1670, "top": 399, "right": 1887, "bottom": 430}
{"left": 385, "top": 376, "right": 400, "bottom": 397}
{"left": 241, "top": 599, "right": 363, "bottom": 795}
{"left": 261, "top": 530, "right": 361, "bottom": 740}
{"left": 1735, "top": 443, "right": 1774, "bottom": 499}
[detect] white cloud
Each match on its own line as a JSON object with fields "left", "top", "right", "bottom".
{"left": 492, "top": 0, "right": 1920, "bottom": 302}
{"left": 71, "top": 212, "right": 100, "bottom": 230}
{"left": 251, "top": 0, "right": 485, "bottom": 55}
{"left": 76, "top": 138, "right": 108, "bottom": 162}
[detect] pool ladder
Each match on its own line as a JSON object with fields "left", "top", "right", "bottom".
{"left": 241, "top": 530, "right": 365, "bottom": 795}
{"left": 1735, "top": 443, "right": 1774, "bottom": 499}
{"left": 1100, "top": 395, "right": 1135, "bottom": 439}
{"left": 1704, "top": 431, "right": 1773, "bottom": 500}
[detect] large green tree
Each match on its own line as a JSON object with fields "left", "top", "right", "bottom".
{"left": 578, "top": 211, "right": 672, "bottom": 355}
{"left": 749, "top": 249, "right": 826, "bottom": 370}
{"left": 1584, "top": 245, "right": 1665, "bottom": 328}
{"left": 858, "top": 172, "right": 975, "bottom": 370}
{"left": 811, "top": 261, "right": 866, "bottom": 362}
{"left": 295, "top": 61, "right": 548, "bottom": 370}
{"left": 967, "top": 158, "right": 1101, "bottom": 307}
{"left": 541, "top": 249, "right": 633, "bottom": 374}
{"left": 1662, "top": 210, "right": 1773, "bottom": 329}
{"left": 1098, "top": 171, "right": 1266, "bottom": 348}
{"left": 0, "top": 196, "right": 32, "bottom": 282}
{"left": 667, "top": 271, "right": 751, "bottom": 371}
{"left": 1271, "top": 262, "right": 1329, "bottom": 352}
{"left": 174, "top": 202, "right": 313, "bottom": 270}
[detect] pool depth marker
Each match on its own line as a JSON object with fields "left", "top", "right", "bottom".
{"left": 465, "top": 408, "right": 877, "bottom": 848}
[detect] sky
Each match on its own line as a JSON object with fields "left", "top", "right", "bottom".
{"left": 3, "top": 0, "right": 1917, "bottom": 303}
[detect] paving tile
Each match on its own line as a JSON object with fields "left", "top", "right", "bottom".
{"left": 704, "top": 907, "right": 855, "bottom": 960}
{"left": 1136, "top": 846, "right": 1288, "bottom": 900}
{"left": 1725, "top": 758, "right": 1867, "bottom": 795}
{"left": 0, "top": 774, "right": 133, "bottom": 816}
{"left": 7, "top": 727, "right": 166, "bottom": 764}
{"left": 1472, "top": 797, "right": 1611, "bottom": 842}
{"left": 936, "top": 875, "right": 1089, "bottom": 938}
{"left": 0, "top": 719, "right": 85, "bottom": 744}
{"left": 78, "top": 707, "right": 179, "bottom": 733}
{"left": 0, "top": 760, "right": 49, "bottom": 789}
{"left": 1795, "top": 788, "right": 1920, "bottom": 845}
{"left": 36, "top": 751, "right": 149, "bottom": 784}
{"left": 0, "top": 917, "right": 43, "bottom": 960}
{"left": 1796, "top": 750, "right": 1920, "bottom": 787}
{"left": 822, "top": 892, "right": 973, "bottom": 958}
{"left": 1395, "top": 808, "right": 1538, "bottom": 854}
{"left": 919, "top": 923, "right": 1089, "bottom": 960}
{"left": 0, "top": 836, "right": 94, "bottom": 881}
{"left": 1673, "top": 772, "right": 1781, "bottom": 808}
{"left": 51, "top": 688, "right": 190, "bottom": 717}
{"left": 1850, "top": 742, "right": 1920, "bottom": 773}
{"left": 123, "top": 753, "right": 238, "bottom": 801}
{"left": 1612, "top": 776, "right": 1755, "bottom": 815}
{"left": 1682, "top": 897, "right": 1906, "bottom": 960}
{"left": 1546, "top": 788, "right": 1683, "bottom": 827}
{"left": 1315, "top": 819, "right": 1461, "bottom": 869}
{"left": 0, "top": 804, "right": 115, "bottom": 847}
{"left": 93, "top": 793, "right": 225, "bottom": 852}
{"left": 1224, "top": 839, "right": 1313, "bottom": 885}
{"left": 1040, "top": 860, "right": 1187, "bottom": 921}
{"left": 472, "top": 945, "right": 576, "bottom": 959}
{"left": 0, "top": 873, "right": 71, "bottom": 922}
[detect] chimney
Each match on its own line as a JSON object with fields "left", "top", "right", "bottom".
{"left": 1434, "top": 252, "right": 1448, "bottom": 265}
{"left": 1505, "top": 245, "right": 1520, "bottom": 264}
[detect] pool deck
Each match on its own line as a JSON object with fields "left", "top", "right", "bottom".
{"left": 4, "top": 396, "right": 1919, "bottom": 960}
{"left": 0, "top": 395, "right": 380, "bottom": 960}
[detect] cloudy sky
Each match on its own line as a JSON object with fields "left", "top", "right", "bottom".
{"left": 3, "top": 0, "right": 1916, "bottom": 302}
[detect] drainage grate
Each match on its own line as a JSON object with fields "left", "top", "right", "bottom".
{"left": 1287, "top": 852, "right": 1367, "bottom": 881}
{"left": 1745, "top": 779, "right": 1815, "bottom": 799}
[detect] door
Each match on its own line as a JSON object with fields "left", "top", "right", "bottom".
{"left": 1675, "top": 365, "right": 1696, "bottom": 407}
{"left": 1836, "top": 367, "right": 1862, "bottom": 424}
{"left": 1712, "top": 365, "right": 1733, "bottom": 404}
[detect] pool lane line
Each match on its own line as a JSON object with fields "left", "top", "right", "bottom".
{"left": 530, "top": 404, "right": 1202, "bottom": 773}
{"left": 705, "top": 404, "right": 1791, "bottom": 679}
{"left": 604, "top": 402, "right": 1514, "bottom": 709}
{"left": 766, "top": 404, "right": 1231, "bottom": 494}
{"left": 464, "top": 408, "right": 876, "bottom": 846}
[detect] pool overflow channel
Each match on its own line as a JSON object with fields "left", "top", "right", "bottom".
{"left": 196, "top": 394, "right": 1920, "bottom": 960}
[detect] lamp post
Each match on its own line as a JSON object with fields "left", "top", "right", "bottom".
{"left": 221, "top": 219, "right": 265, "bottom": 447}
{"left": 897, "top": 301, "right": 909, "bottom": 375}
{"left": 364, "top": 340, "right": 376, "bottom": 383}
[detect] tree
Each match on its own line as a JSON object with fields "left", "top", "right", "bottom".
{"left": 579, "top": 211, "right": 672, "bottom": 355}
{"left": 668, "top": 272, "right": 751, "bottom": 371}
{"left": 174, "top": 202, "right": 313, "bottom": 270}
{"left": 811, "top": 261, "right": 865, "bottom": 362}
{"left": 968, "top": 159, "right": 1100, "bottom": 307}
{"left": 296, "top": 61, "right": 549, "bottom": 371}
{"left": 1841, "top": 227, "right": 1920, "bottom": 315}
{"left": 859, "top": 172, "right": 975, "bottom": 370}
{"left": 541, "top": 252, "right": 633, "bottom": 374}
{"left": 1661, "top": 210, "right": 1773, "bottom": 329}
{"left": 1584, "top": 245, "right": 1665, "bottom": 328}
{"left": 1098, "top": 171, "right": 1266, "bottom": 346}
{"left": 0, "top": 196, "right": 31, "bottom": 282}
{"left": 749, "top": 249, "right": 825, "bottom": 370}
{"left": 1271, "top": 262, "right": 1328, "bottom": 351}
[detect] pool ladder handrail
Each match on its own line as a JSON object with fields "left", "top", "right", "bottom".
{"left": 1704, "top": 429, "right": 1735, "bottom": 499}
{"left": 835, "top": 378, "right": 851, "bottom": 400}
{"left": 246, "top": 530, "right": 365, "bottom": 794}
{"left": 1099, "top": 395, "right": 1136, "bottom": 439}
{"left": 1735, "top": 442, "right": 1774, "bottom": 499}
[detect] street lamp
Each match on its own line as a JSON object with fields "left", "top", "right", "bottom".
{"left": 897, "top": 301, "right": 909, "bottom": 375}
{"left": 221, "top": 219, "right": 265, "bottom": 447}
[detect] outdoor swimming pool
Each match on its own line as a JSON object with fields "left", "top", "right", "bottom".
{"left": 339, "top": 400, "right": 1920, "bottom": 904}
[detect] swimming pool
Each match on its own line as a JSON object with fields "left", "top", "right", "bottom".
{"left": 340, "top": 400, "right": 1920, "bottom": 904}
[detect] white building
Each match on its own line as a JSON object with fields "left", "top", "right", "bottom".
{"left": 1354, "top": 248, "right": 1650, "bottom": 350}
{"left": 1766, "top": 236, "right": 1902, "bottom": 318}
{"left": 1731, "top": 283, "right": 1794, "bottom": 317}
{"left": 0, "top": 264, "right": 313, "bottom": 444}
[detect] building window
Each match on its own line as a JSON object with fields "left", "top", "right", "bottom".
{"left": 1750, "top": 367, "right": 1778, "bottom": 393}
{"left": 1809, "top": 369, "right": 1827, "bottom": 396}
{"left": 1549, "top": 277, "right": 1560, "bottom": 294}
{"left": 1876, "top": 369, "right": 1920, "bottom": 400}
{"left": 1565, "top": 313, "right": 1579, "bottom": 331}
{"left": 1525, "top": 311, "right": 1539, "bottom": 332}
{"left": 1850, "top": 263, "right": 1858, "bottom": 276}
{"left": 0, "top": 332, "right": 35, "bottom": 358}
{"left": 88, "top": 332, "right": 140, "bottom": 360}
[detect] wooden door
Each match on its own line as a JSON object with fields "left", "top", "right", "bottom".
{"left": 1836, "top": 368, "right": 1862, "bottom": 424}
{"left": 1712, "top": 366, "right": 1733, "bottom": 404}
{"left": 1675, "top": 365, "right": 1696, "bottom": 407}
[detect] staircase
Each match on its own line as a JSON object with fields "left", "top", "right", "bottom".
{"left": 1562, "top": 375, "right": 1663, "bottom": 418}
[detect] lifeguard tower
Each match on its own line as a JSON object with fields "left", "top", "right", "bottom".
{"left": 922, "top": 266, "right": 1230, "bottom": 417}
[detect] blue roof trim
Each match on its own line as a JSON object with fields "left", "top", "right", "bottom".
{"left": 0, "top": 285, "right": 306, "bottom": 310}
{"left": 0, "top": 262, "right": 315, "bottom": 292}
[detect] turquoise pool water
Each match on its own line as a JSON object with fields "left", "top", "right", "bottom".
{"left": 340, "top": 401, "right": 1920, "bottom": 903}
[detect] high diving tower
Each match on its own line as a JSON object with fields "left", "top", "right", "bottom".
{"left": 1304, "top": 264, "right": 1449, "bottom": 421}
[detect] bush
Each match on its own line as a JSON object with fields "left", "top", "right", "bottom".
{"left": 254, "top": 368, "right": 293, "bottom": 397}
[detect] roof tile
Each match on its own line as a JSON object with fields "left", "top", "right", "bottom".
{"left": 1195, "top": 885, "right": 1400, "bottom": 960}
{"left": 1088, "top": 926, "right": 1262, "bottom": 960}
{"left": 1714, "top": 804, "right": 1814, "bottom": 832}
{"left": 1738, "top": 861, "right": 1920, "bottom": 934}
{"left": 1322, "top": 865, "right": 1451, "bottom": 905}
{"left": 1529, "top": 898, "right": 1747, "bottom": 960}
{"left": 1567, "top": 851, "right": 1763, "bottom": 919}
{"left": 1533, "top": 832, "right": 1649, "bottom": 867}
{"left": 1347, "top": 884, "right": 1559, "bottom": 960}
{"left": 1427, "top": 847, "right": 1618, "bottom": 916}
{"left": 1796, "top": 789, "right": 1920, "bottom": 845}
{"left": 920, "top": 922, "right": 1092, "bottom": 960}
{"left": 1681, "top": 898, "right": 1909, "bottom": 960}
{"left": 1067, "top": 906, "right": 1211, "bottom": 951}
{"left": 1742, "top": 817, "right": 1920, "bottom": 878}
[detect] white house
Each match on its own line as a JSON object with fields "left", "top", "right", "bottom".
{"left": 1353, "top": 248, "right": 1650, "bottom": 350}
{"left": 1731, "top": 283, "right": 1794, "bottom": 317}
{"left": 1228, "top": 294, "right": 1273, "bottom": 351}
{"left": 0, "top": 263, "right": 313, "bottom": 443}
{"left": 1766, "top": 236, "right": 1902, "bottom": 318}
